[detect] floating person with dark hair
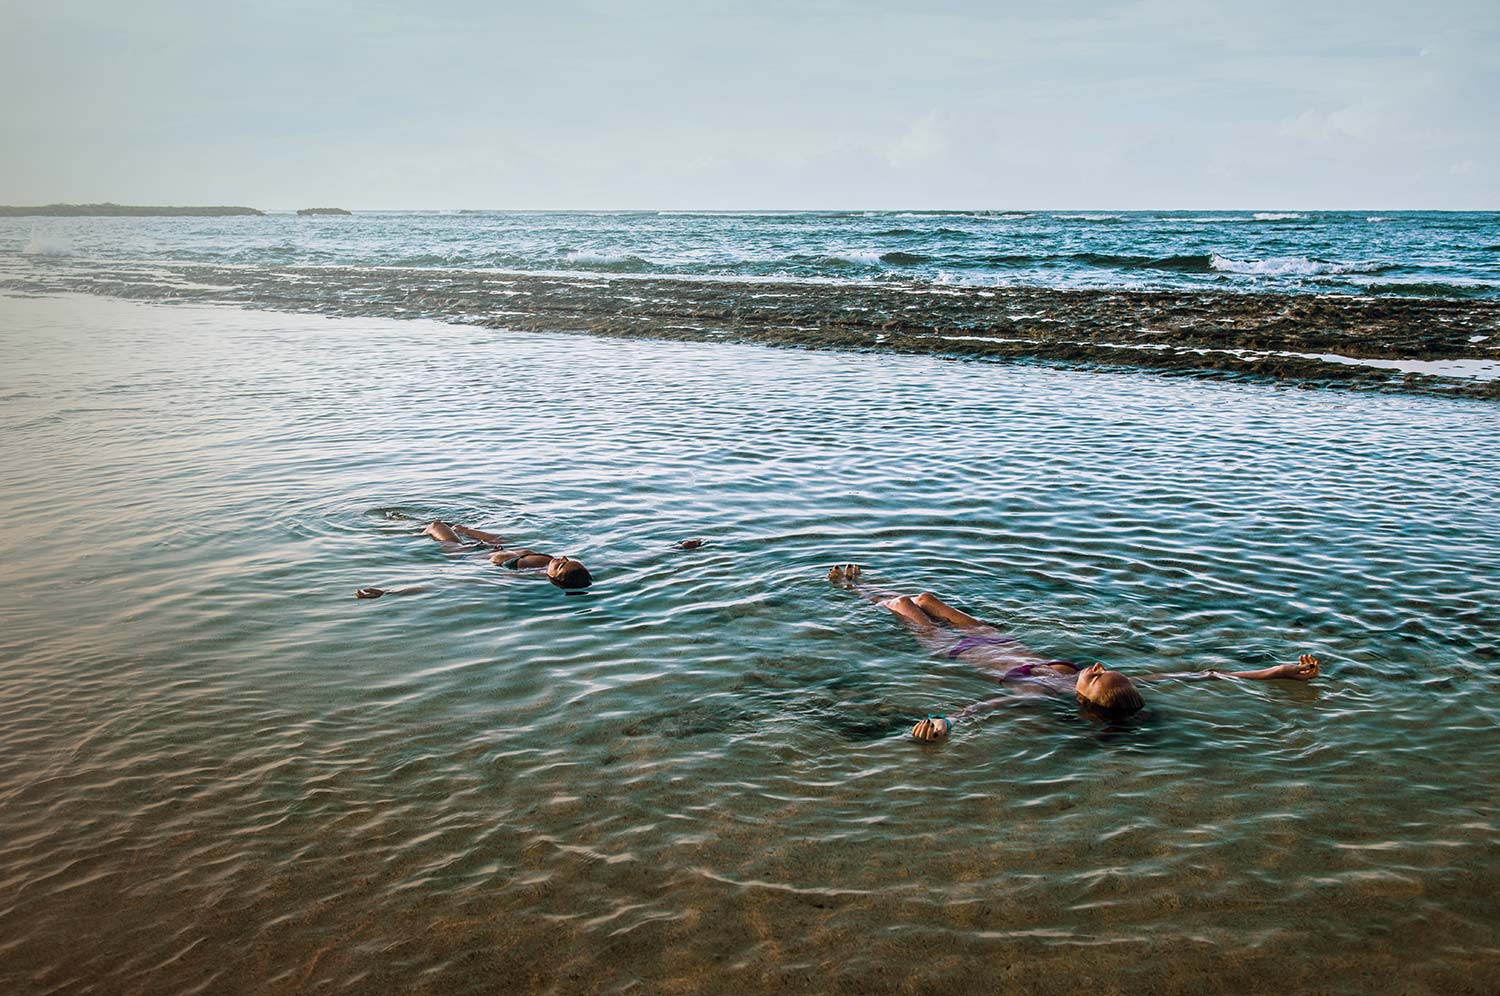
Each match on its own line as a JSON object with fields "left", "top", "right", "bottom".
{"left": 827, "top": 564, "right": 1320, "bottom": 741}
{"left": 361, "top": 517, "right": 708, "bottom": 599}
{"left": 422, "top": 520, "right": 595, "bottom": 590}
{"left": 486, "top": 547, "right": 593, "bottom": 590}
{"left": 356, "top": 520, "right": 594, "bottom": 598}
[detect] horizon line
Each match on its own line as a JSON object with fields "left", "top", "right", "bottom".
{"left": 5, "top": 203, "right": 1496, "bottom": 214}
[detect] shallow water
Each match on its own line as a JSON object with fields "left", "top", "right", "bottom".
{"left": 1, "top": 293, "right": 1498, "bottom": 994}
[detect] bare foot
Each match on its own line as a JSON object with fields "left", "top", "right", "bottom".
{"left": 828, "top": 563, "right": 862, "bottom": 586}
{"left": 911, "top": 716, "right": 950, "bottom": 741}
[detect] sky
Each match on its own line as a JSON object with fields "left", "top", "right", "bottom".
{"left": 1, "top": 0, "right": 1497, "bottom": 210}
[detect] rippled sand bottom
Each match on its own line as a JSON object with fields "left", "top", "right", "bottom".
{"left": 2, "top": 294, "right": 1498, "bottom": 994}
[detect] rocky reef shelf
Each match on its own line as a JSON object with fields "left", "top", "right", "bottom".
{"left": 4, "top": 256, "right": 1497, "bottom": 399}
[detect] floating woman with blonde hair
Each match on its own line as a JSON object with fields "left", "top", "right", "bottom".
{"left": 827, "top": 564, "right": 1320, "bottom": 740}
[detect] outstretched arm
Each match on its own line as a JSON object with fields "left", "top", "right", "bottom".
{"left": 1217, "top": 654, "right": 1321, "bottom": 681}
{"left": 910, "top": 690, "right": 1044, "bottom": 740}
{"left": 355, "top": 586, "right": 429, "bottom": 599}
{"left": 1136, "top": 654, "right": 1321, "bottom": 683}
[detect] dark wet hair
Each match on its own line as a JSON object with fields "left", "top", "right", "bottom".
{"left": 548, "top": 558, "right": 593, "bottom": 590}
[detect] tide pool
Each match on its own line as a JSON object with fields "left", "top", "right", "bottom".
{"left": 1, "top": 293, "right": 1497, "bottom": 993}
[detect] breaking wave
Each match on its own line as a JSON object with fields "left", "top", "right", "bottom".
{"left": 2, "top": 209, "right": 1494, "bottom": 300}
{"left": 559, "top": 250, "right": 654, "bottom": 272}
{"left": 23, "top": 235, "right": 76, "bottom": 257}
{"left": 1208, "top": 254, "right": 1384, "bottom": 277}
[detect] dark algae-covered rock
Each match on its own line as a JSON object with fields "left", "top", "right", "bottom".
{"left": 4, "top": 256, "right": 1496, "bottom": 400}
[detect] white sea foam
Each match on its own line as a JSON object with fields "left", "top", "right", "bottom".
{"left": 1291, "top": 352, "right": 1500, "bottom": 381}
{"left": 1345, "top": 273, "right": 1497, "bottom": 293}
{"left": 1209, "top": 254, "right": 1362, "bottom": 277}
{"left": 1367, "top": 216, "right": 1394, "bottom": 223}
{"left": 827, "top": 249, "right": 886, "bottom": 266}
{"left": 23, "top": 234, "right": 77, "bottom": 257}
{"left": 1053, "top": 214, "right": 1122, "bottom": 221}
{"left": 562, "top": 250, "right": 639, "bottom": 265}
{"left": 655, "top": 210, "right": 791, "bottom": 218}
{"left": 1253, "top": 212, "right": 1306, "bottom": 221}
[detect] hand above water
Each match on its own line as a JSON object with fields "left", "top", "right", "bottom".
{"left": 1276, "top": 654, "right": 1321, "bottom": 680}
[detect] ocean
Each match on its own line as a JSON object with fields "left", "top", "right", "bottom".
{"left": 1, "top": 211, "right": 1498, "bottom": 993}
{"left": 6, "top": 209, "right": 1500, "bottom": 298}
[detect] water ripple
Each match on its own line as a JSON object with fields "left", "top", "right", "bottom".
{"left": 2, "top": 294, "right": 1499, "bottom": 992}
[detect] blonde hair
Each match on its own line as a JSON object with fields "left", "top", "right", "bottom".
{"left": 1078, "top": 672, "right": 1144, "bottom": 716}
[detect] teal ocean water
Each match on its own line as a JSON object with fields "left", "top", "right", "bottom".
{"left": 5, "top": 209, "right": 1500, "bottom": 297}
{"left": 2, "top": 292, "right": 1498, "bottom": 993}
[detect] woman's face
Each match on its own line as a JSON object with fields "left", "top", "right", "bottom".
{"left": 1074, "top": 662, "right": 1107, "bottom": 697}
{"left": 547, "top": 556, "right": 593, "bottom": 590}
{"left": 1075, "top": 662, "right": 1136, "bottom": 705}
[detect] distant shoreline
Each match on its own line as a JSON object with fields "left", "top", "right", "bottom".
{"left": 0, "top": 203, "right": 264, "bottom": 217}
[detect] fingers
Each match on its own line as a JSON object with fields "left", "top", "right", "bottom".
{"left": 1291, "top": 654, "right": 1320, "bottom": 679}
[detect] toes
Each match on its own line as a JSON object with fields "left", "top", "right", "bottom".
{"left": 911, "top": 717, "right": 949, "bottom": 741}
